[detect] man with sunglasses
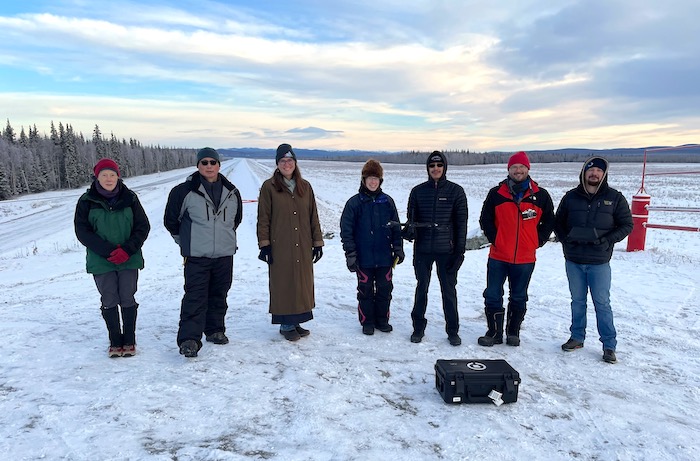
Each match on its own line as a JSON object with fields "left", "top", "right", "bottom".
{"left": 405, "top": 151, "right": 468, "bottom": 346}
{"left": 165, "top": 147, "right": 243, "bottom": 358}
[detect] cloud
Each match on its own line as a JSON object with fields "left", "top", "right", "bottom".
{"left": 286, "top": 127, "right": 344, "bottom": 140}
{"left": 1, "top": 1, "right": 699, "bottom": 151}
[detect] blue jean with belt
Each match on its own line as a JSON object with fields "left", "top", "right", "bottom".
{"left": 565, "top": 260, "right": 617, "bottom": 351}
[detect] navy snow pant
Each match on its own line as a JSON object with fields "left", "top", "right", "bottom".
{"left": 356, "top": 266, "right": 393, "bottom": 327}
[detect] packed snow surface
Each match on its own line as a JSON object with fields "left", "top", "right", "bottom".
{"left": 1, "top": 159, "right": 698, "bottom": 460}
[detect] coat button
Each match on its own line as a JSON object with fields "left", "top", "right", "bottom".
{"left": 294, "top": 227, "right": 298, "bottom": 231}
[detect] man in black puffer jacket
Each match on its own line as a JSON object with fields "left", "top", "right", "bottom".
{"left": 405, "top": 151, "right": 468, "bottom": 346}
{"left": 554, "top": 157, "right": 633, "bottom": 364}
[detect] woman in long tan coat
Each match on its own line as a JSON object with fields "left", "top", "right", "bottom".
{"left": 257, "top": 144, "right": 324, "bottom": 341}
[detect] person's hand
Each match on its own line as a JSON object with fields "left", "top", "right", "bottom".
{"left": 446, "top": 252, "right": 464, "bottom": 272}
{"left": 392, "top": 248, "right": 405, "bottom": 265}
{"left": 346, "top": 252, "right": 357, "bottom": 272}
{"left": 595, "top": 237, "right": 611, "bottom": 250}
{"left": 258, "top": 245, "right": 273, "bottom": 264}
{"left": 107, "top": 245, "right": 130, "bottom": 265}
{"left": 401, "top": 223, "right": 415, "bottom": 241}
{"left": 312, "top": 246, "right": 323, "bottom": 263}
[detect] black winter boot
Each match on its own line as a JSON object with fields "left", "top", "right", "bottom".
{"left": 101, "top": 307, "right": 123, "bottom": 348}
{"left": 478, "top": 309, "right": 505, "bottom": 346}
{"left": 506, "top": 307, "right": 526, "bottom": 346}
{"left": 121, "top": 305, "right": 138, "bottom": 357}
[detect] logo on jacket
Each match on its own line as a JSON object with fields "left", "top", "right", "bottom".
{"left": 604, "top": 200, "right": 613, "bottom": 206}
{"left": 521, "top": 209, "right": 537, "bottom": 220}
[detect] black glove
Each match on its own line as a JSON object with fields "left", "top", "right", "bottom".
{"left": 446, "top": 252, "right": 464, "bottom": 272}
{"left": 401, "top": 222, "right": 415, "bottom": 242}
{"left": 312, "top": 246, "right": 323, "bottom": 263}
{"left": 392, "top": 248, "right": 405, "bottom": 265}
{"left": 258, "top": 245, "right": 273, "bottom": 265}
{"left": 346, "top": 252, "right": 357, "bottom": 272}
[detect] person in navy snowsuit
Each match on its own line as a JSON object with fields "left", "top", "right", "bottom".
{"left": 340, "top": 159, "right": 404, "bottom": 335}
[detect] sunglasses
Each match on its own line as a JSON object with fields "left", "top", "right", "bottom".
{"left": 199, "top": 160, "right": 219, "bottom": 166}
{"left": 429, "top": 163, "right": 444, "bottom": 168}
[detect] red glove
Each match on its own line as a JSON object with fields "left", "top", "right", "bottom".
{"left": 107, "top": 245, "right": 130, "bottom": 265}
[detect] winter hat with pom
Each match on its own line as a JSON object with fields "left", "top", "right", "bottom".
{"left": 93, "top": 158, "right": 120, "bottom": 177}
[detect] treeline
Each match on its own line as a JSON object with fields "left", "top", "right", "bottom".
{"left": 0, "top": 119, "right": 196, "bottom": 200}
{"left": 332, "top": 147, "right": 700, "bottom": 165}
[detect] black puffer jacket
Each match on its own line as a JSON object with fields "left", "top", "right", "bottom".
{"left": 406, "top": 152, "right": 468, "bottom": 255}
{"left": 554, "top": 157, "right": 633, "bottom": 264}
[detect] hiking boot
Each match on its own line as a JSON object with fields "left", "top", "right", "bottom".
{"left": 506, "top": 335, "right": 520, "bottom": 347}
{"left": 121, "top": 345, "right": 136, "bottom": 357}
{"left": 448, "top": 334, "right": 462, "bottom": 346}
{"left": 603, "top": 349, "right": 617, "bottom": 364}
{"left": 362, "top": 325, "right": 375, "bottom": 335}
{"left": 206, "top": 332, "right": 229, "bottom": 345}
{"left": 108, "top": 346, "right": 123, "bottom": 358}
{"left": 376, "top": 323, "right": 393, "bottom": 333}
{"left": 280, "top": 328, "right": 301, "bottom": 341}
{"left": 561, "top": 338, "right": 584, "bottom": 351}
{"left": 478, "top": 334, "right": 503, "bottom": 347}
{"left": 410, "top": 331, "right": 424, "bottom": 343}
{"left": 295, "top": 325, "right": 311, "bottom": 337}
{"left": 179, "top": 340, "right": 199, "bottom": 357}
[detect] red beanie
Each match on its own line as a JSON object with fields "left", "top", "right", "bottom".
{"left": 508, "top": 151, "right": 530, "bottom": 169}
{"left": 94, "top": 158, "right": 120, "bottom": 177}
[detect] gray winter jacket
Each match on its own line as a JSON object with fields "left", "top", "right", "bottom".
{"left": 164, "top": 172, "right": 242, "bottom": 258}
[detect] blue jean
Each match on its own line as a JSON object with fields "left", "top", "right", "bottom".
{"left": 483, "top": 258, "right": 535, "bottom": 314}
{"left": 565, "top": 260, "right": 617, "bottom": 351}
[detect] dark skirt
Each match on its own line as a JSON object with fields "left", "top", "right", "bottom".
{"left": 271, "top": 311, "right": 313, "bottom": 325}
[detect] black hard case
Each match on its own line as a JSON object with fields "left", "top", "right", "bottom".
{"left": 435, "top": 359, "right": 520, "bottom": 404}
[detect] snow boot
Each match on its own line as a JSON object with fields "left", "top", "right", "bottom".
{"left": 121, "top": 304, "right": 138, "bottom": 356}
{"left": 478, "top": 308, "right": 505, "bottom": 346}
{"left": 505, "top": 307, "right": 526, "bottom": 347}
{"left": 101, "top": 306, "right": 122, "bottom": 357}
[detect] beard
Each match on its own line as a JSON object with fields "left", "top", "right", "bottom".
{"left": 586, "top": 177, "right": 601, "bottom": 187}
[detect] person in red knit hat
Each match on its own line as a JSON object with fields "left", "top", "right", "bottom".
{"left": 75, "top": 158, "right": 150, "bottom": 358}
{"left": 478, "top": 151, "right": 554, "bottom": 347}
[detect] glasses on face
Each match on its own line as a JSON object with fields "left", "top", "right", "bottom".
{"left": 278, "top": 158, "right": 295, "bottom": 165}
{"left": 429, "top": 163, "right": 444, "bottom": 169}
{"left": 200, "top": 160, "right": 219, "bottom": 166}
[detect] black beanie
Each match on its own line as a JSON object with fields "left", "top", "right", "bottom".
{"left": 276, "top": 144, "right": 297, "bottom": 163}
{"left": 426, "top": 150, "right": 447, "bottom": 174}
{"left": 584, "top": 157, "right": 607, "bottom": 172}
{"left": 197, "top": 147, "right": 220, "bottom": 164}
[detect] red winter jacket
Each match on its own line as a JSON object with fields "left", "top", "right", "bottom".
{"left": 479, "top": 178, "right": 555, "bottom": 264}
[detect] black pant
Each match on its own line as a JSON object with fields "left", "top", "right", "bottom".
{"left": 411, "top": 253, "right": 459, "bottom": 335}
{"left": 177, "top": 256, "right": 233, "bottom": 346}
{"left": 356, "top": 266, "right": 393, "bottom": 327}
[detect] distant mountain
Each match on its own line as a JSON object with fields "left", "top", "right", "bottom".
{"left": 218, "top": 145, "right": 700, "bottom": 164}
{"left": 218, "top": 147, "right": 392, "bottom": 160}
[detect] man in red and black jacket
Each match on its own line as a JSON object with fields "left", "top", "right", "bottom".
{"left": 478, "top": 151, "right": 554, "bottom": 347}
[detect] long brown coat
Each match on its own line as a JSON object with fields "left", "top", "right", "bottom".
{"left": 257, "top": 178, "right": 324, "bottom": 315}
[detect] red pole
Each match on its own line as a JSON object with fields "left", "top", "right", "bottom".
{"left": 627, "top": 194, "right": 651, "bottom": 251}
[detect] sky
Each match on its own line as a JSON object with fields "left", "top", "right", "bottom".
{"left": 0, "top": 159, "right": 698, "bottom": 460}
{"left": 1, "top": 0, "right": 700, "bottom": 152}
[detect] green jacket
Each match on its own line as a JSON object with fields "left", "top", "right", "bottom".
{"left": 74, "top": 180, "right": 150, "bottom": 275}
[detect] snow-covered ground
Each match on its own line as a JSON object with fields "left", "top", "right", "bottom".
{"left": 1, "top": 158, "right": 698, "bottom": 461}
